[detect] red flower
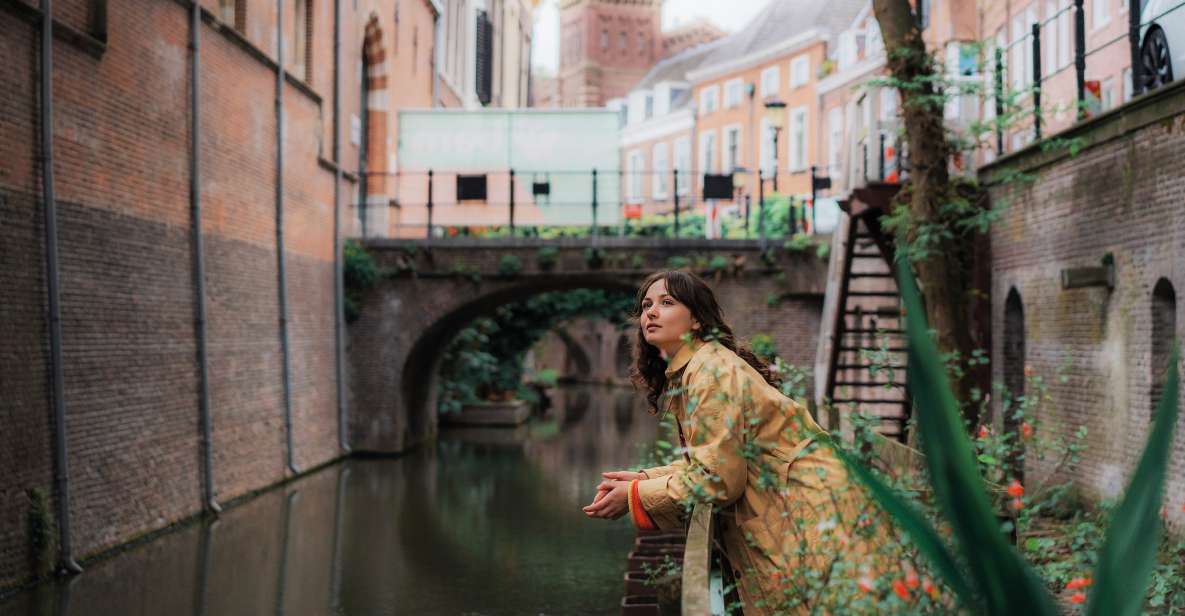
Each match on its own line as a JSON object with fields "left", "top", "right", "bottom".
{"left": 1070, "top": 592, "right": 1086, "bottom": 604}
{"left": 904, "top": 566, "right": 920, "bottom": 590}
{"left": 1066, "top": 577, "right": 1093, "bottom": 591}
{"left": 1021, "top": 421, "right": 1034, "bottom": 439}
{"left": 1010, "top": 497, "right": 1024, "bottom": 511}
{"left": 978, "top": 425, "right": 990, "bottom": 439}
{"left": 1007, "top": 480, "right": 1025, "bottom": 498}
{"left": 893, "top": 579, "right": 910, "bottom": 601}
{"left": 922, "top": 578, "right": 939, "bottom": 599}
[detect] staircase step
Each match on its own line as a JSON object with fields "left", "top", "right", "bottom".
{"left": 831, "top": 398, "right": 910, "bottom": 405}
{"left": 835, "top": 363, "right": 907, "bottom": 370}
{"left": 851, "top": 253, "right": 883, "bottom": 259}
{"left": 846, "top": 291, "right": 900, "bottom": 298}
{"left": 839, "top": 346, "right": 908, "bottom": 353}
{"left": 849, "top": 272, "right": 894, "bottom": 279}
{"left": 843, "top": 328, "right": 905, "bottom": 335}
{"left": 834, "top": 381, "right": 906, "bottom": 388}
{"left": 844, "top": 308, "right": 901, "bottom": 317}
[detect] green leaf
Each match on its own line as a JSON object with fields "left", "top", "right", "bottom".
{"left": 1086, "top": 345, "right": 1180, "bottom": 616}
{"left": 834, "top": 445, "right": 978, "bottom": 607}
{"left": 977, "top": 454, "right": 998, "bottom": 465}
{"left": 894, "top": 259, "right": 1057, "bottom": 615}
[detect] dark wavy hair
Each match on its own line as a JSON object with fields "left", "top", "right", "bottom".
{"left": 629, "top": 270, "right": 782, "bottom": 414}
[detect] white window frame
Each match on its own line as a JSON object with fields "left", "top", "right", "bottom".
{"left": 1045, "top": 1, "right": 1058, "bottom": 76}
{"left": 760, "top": 65, "right": 780, "bottom": 97}
{"left": 698, "top": 129, "right": 718, "bottom": 185}
{"left": 1058, "top": 2, "right": 1072, "bottom": 68}
{"left": 827, "top": 107, "right": 843, "bottom": 176}
{"left": 789, "top": 56, "right": 810, "bottom": 88}
{"left": 699, "top": 84, "right": 720, "bottom": 115}
{"left": 759, "top": 118, "right": 774, "bottom": 176}
{"left": 1091, "top": 0, "right": 1109, "bottom": 30}
{"left": 674, "top": 136, "right": 691, "bottom": 196}
{"left": 788, "top": 106, "right": 808, "bottom": 172}
{"left": 627, "top": 149, "right": 645, "bottom": 203}
{"left": 724, "top": 78, "right": 744, "bottom": 108}
{"left": 723, "top": 124, "right": 742, "bottom": 174}
{"left": 652, "top": 142, "right": 670, "bottom": 198}
{"left": 838, "top": 30, "right": 858, "bottom": 70}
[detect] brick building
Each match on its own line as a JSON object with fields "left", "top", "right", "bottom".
{"left": 615, "top": 0, "right": 865, "bottom": 231}
{"left": 0, "top": 0, "right": 527, "bottom": 590}
{"left": 556, "top": 0, "right": 665, "bottom": 107}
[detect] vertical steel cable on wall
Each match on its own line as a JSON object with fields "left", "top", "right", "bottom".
{"left": 333, "top": 0, "right": 350, "bottom": 453}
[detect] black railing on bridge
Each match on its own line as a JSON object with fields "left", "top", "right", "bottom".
{"left": 988, "top": 0, "right": 1185, "bottom": 152}
{"left": 352, "top": 167, "right": 838, "bottom": 243}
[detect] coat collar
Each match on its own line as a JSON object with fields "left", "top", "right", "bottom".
{"left": 664, "top": 339, "right": 704, "bottom": 378}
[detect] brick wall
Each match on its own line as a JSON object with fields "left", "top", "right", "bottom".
{"left": 0, "top": 0, "right": 345, "bottom": 590}
{"left": 984, "top": 79, "right": 1185, "bottom": 526}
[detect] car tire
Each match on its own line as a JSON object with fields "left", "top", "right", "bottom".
{"left": 1141, "top": 26, "right": 1175, "bottom": 90}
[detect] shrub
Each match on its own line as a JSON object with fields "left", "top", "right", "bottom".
{"left": 497, "top": 254, "right": 523, "bottom": 277}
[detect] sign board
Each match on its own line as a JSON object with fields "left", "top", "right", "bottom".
{"left": 623, "top": 203, "right": 643, "bottom": 219}
{"left": 702, "top": 174, "right": 734, "bottom": 200}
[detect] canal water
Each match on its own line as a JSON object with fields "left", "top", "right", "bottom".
{"left": 0, "top": 384, "right": 658, "bottom": 616}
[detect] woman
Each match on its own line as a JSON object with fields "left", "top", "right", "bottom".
{"left": 583, "top": 270, "right": 893, "bottom": 614}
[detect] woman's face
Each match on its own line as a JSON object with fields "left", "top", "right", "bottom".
{"left": 640, "top": 279, "right": 699, "bottom": 356}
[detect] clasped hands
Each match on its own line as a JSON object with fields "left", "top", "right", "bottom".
{"left": 582, "top": 470, "right": 645, "bottom": 520}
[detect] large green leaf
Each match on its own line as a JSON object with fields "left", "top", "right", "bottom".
{"left": 833, "top": 445, "right": 978, "bottom": 606}
{"left": 1086, "top": 345, "right": 1180, "bottom": 616}
{"left": 894, "top": 259, "right": 1057, "bottom": 615}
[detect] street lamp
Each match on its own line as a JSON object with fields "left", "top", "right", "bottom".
{"left": 763, "top": 99, "right": 786, "bottom": 192}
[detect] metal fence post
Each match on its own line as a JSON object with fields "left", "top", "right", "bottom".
{"left": 1129, "top": 0, "right": 1143, "bottom": 97}
{"left": 1032, "top": 22, "right": 1043, "bottom": 140}
{"left": 508, "top": 168, "right": 515, "bottom": 236}
{"left": 672, "top": 169, "right": 680, "bottom": 237}
{"left": 591, "top": 168, "right": 598, "bottom": 238}
{"left": 995, "top": 47, "right": 1005, "bottom": 154}
{"left": 744, "top": 194, "right": 751, "bottom": 239}
{"left": 1075, "top": 0, "right": 1086, "bottom": 119}
{"left": 426, "top": 169, "right": 434, "bottom": 240}
{"left": 757, "top": 168, "right": 767, "bottom": 250}
{"left": 878, "top": 133, "right": 886, "bottom": 180}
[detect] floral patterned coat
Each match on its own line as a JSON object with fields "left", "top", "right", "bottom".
{"left": 631, "top": 340, "right": 892, "bottom": 615}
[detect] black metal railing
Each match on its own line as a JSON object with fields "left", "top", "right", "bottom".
{"left": 989, "top": 0, "right": 1185, "bottom": 154}
{"left": 351, "top": 167, "right": 835, "bottom": 242}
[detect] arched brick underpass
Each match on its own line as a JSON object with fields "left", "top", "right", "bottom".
{"left": 347, "top": 238, "right": 829, "bottom": 453}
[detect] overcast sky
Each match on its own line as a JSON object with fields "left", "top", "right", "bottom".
{"left": 530, "top": 0, "right": 772, "bottom": 74}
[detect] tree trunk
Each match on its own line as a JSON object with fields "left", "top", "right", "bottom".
{"left": 872, "top": 0, "right": 990, "bottom": 425}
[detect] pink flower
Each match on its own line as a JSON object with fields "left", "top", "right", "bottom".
{"left": 1010, "top": 497, "right": 1024, "bottom": 511}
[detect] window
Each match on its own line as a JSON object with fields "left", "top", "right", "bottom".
{"left": 879, "top": 87, "right": 898, "bottom": 121}
{"left": 1123, "top": 67, "right": 1133, "bottom": 102}
{"left": 1092, "top": 0, "right": 1109, "bottom": 29}
{"left": 788, "top": 106, "right": 807, "bottom": 171}
{"left": 1151, "top": 279, "right": 1177, "bottom": 421}
{"left": 627, "top": 150, "right": 644, "bottom": 202}
{"left": 1010, "top": 8, "right": 1037, "bottom": 92}
{"left": 866, "top": 19, "right": 884, "bottom": 57}
{"left": 699, "top": 85, "right": 719, "bottom": 115}
{"left": 1003, "top": 289, "right": 1026, "bottom": 443}
{"left": 699, "top": 130, "right": 718, "bottom": 183}
{"left": 1102, "top": 77, "right": 1115, "bottom": 110}
{"left": 601, "top": 29, "right": 608, "bottom": 49}
{"left": 674, "top": 137, "right": 691, "bottom": 195}
{"left": 653, "top": 143, "right": 670, "bottom": 198}
{"left": 724, "top": 126, "right": 741, "bottom": 173}
{"left": 1058, "top": 2, "right": 1072, "bottom": 68}
{"left": 759, "top": 118, "right": 774, "bottom": 176}
{"left": 218, "top": 0, "right": 235, "bottom": 24}
{"left": 760, "top": 66, "right": 780, "bottom": 97}
{"left": 620, "top": 31, "right": 627, "bottom": 50}
{"left": 291, "top": 0, "right": 309, "bottom": 81}
{"left": 724, "top": 78, "right": 744, "bottom": 108}
{"left": 638, "top": 32, "right": 645, "bottom": 53}
{"left": 1045, "top": 2, "right": 1058, "bottom": 76}
{"left": 918, "top": 0, "right": 932, "bottom": 29}
{"left": 838, "top": 30, "right": 858, "bottom": 70}
{"left": 827, "top": 107, "right": 843, "bottom": 175}
{"left": 790, "top": 56, "right": 810, "bottom": 88}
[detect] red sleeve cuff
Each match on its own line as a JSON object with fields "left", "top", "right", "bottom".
{"left": 630, "top": 480, "right": 658, "bottom": 531}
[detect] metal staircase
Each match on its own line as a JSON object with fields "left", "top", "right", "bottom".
{"left": 823, "top": 184, "right": 911, "bottom": 442}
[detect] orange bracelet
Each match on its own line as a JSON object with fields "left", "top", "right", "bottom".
{"left": 630, "top": 480, "right": 658, "bottom": 530}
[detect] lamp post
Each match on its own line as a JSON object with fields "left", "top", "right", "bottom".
{"left": 763, "top": 99, "right": 786, "bottom": 193}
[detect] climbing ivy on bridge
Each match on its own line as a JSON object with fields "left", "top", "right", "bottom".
{"left": 436, "top": 288, "right": 635, "bottom": 415}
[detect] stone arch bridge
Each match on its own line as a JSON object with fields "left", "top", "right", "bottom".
{"left": 347, "top": 238, "right": 829, "bottom": 453}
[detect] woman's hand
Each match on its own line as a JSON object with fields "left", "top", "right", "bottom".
{"left": 601, "top": 470, "right": 646, "bottom": 481}
{"left": 582, "top": 479, "right": 630, "bottom": 519}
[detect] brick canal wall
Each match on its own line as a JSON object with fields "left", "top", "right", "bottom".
{"left": 0, "top": 1, "right": 344, "bottom": 590}
{"left": 983, "top": 79, "right": 1185, "bottom": 525}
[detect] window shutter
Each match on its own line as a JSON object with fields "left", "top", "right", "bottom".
{"left": 475, "top": 10, "right": 493, "bottom": 105}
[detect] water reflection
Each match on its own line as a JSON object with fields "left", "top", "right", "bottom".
{"left": 0, "top": 384, "right": 655, "bottom": 616}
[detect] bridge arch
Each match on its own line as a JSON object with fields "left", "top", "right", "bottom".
{"left": 347, "top": 239, "right": 829, "bottom": 453}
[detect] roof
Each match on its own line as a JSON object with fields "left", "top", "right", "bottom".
{"left": 631, "top": 37, "right": 725, "bottom": 91}
{"left": 690, "top": 0, "right": 868, "bottom": 79}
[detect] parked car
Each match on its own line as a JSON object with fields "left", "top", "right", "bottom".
{"left": 1140, "top": 0, "right": 1185, "bottom": 89}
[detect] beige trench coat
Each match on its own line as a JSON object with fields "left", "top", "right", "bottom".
{"left": 635, "top": 340, "right": 892, "bottom": 615}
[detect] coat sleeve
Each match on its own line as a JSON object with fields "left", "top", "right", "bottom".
{"left": 634, "top": 359, "right": 749, "bottom": 530}
{"left": 640, "top": 460, "right": 686, "bottom": 479}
